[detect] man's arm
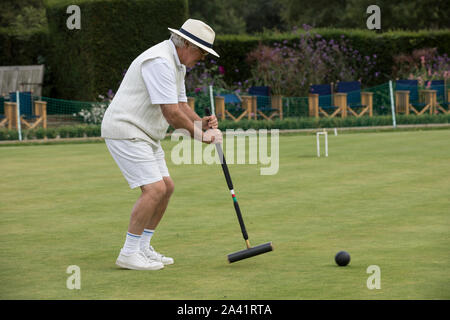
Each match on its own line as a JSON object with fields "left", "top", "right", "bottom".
{"left": 178, "top": 101, "right": 202, "bottom": 122}
{"left": 161, "top": 103, "right": 221, "bottom": 144}
{"left": 179, "top": 101, "right": 218, "bottom": 130}
{"left": 161, "top": 103, "right": 201, "bottom": 139}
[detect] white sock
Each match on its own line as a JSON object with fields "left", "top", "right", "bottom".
{"left": 122, "top": 232, "right": 141, "bottom": 255}
{"left": 140, "top": 229, "right": 154, "bottom": 250}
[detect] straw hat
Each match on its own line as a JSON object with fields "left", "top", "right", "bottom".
{"left": 168, "top": 19, "right": 219, "bottom": 57}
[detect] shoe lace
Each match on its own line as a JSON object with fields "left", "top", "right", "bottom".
{"left": 149, "top": 246, "right": 165, "bottom": 258}
{"left": 137, "top": 251, "right": 149, "bottom": 261}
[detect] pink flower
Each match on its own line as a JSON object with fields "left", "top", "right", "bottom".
{"left": 218, "top": 66, "right": 225, "bottom": 74}
{"left": 195, "top": 88, "right": 201, "bottom": 93}
{"left": 417, "top": 76, "right": 424, "bottom": 86}
{"left": 426, "top": 81, "right": 431, "bottom": 89}
{"left": 420, "top": 56, "right": 425, "bottom": 65}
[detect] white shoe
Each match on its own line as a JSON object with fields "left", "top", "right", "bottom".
{"left": 116, "top": 250, "right": 164, "bottom": 270}
{"left": 142, "top": 246, "right": 174, "bottom": 265}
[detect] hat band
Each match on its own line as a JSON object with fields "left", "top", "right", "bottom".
{"left": 179, "top": 28, "right": 213, "bottom": 49}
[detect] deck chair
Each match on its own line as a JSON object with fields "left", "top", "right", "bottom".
{"left": 430, "top": 80, "right": 449, "bottom": 114}
{"left": 248, "top": 86, "right": 282, "bottom": 120}
{"left": 0, "top": 114, "right": 7, "bottom": 127}
{"left": 308, "top": 84, "right": 342, "bottom": 117}
{"left": 0, "top": 96, "right": 8, "bottom": 127}
{"left": 9, "top": 92, "right": 47, "bottom": 129}
{"left": 336, "top": 81, "right": 373, "bottom": 117}
{"left": 395, "top": 80, "right": 431, "bottom": 115}
{"left": 214, "top": 93, "right": 251, "bottom": 122}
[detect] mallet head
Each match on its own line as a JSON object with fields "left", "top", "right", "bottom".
{"left": 227, "top": 242, "right": 273, "bottom": 263}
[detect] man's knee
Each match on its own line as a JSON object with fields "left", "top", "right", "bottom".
{"left": 141, "top": 180, "right": 167, "bottom": 200}
{"left": 163, "top": 177, "right": 175, "bottom": 197}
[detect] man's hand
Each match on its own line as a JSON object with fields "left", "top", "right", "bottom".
{"left": 202, "top": 128, "right": 222, "bottom": 144}
{"left": 202, "top": 115, "right": 218, "bottom": 130}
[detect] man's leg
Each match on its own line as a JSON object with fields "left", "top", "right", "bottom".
{"left": 146, "top": 176, "right": 174, "bottom": 230}
{"left": 128, "top": 179, "right": 167, "bottom": 235}
{"left": 140, "top": 177, "right": 175, "bottom": 265}
{"left": 116, "top": 179, "right": 167, "bottom": 270}
{"left": 105, "top": 138, "right": 167, "bottom": 270}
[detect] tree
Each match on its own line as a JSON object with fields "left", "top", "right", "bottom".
{"left": 0, "top": 0, "right": 47, "bottom": 39}
{"left": 188, "top": 0, "right": 284, "bottom": 34}
{"left": 188, "top": 0, "right": 246, "bottom": 34}
{"left": 240, "top": 0, "right": 285, "bottom": 34}
{"left": 277, "top": 0, "right": 347, "bottom": 29}
{"left": 277, "top": 0, "right": 450, "bottom": 30}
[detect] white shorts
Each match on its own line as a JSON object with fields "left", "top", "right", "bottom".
{"left": 105, "top": 138, "right": 170, "bottom": 189}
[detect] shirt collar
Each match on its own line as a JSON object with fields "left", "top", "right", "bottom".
{"left": 169, "top": 39, "right": 183, "bottom": 70}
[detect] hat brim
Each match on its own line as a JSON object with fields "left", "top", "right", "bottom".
{"left": 168, "top": 27, "right": 220, "bottom": 58}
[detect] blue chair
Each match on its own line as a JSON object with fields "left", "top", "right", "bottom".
{"left": 215, "top": 93, "right": 251, "bottom": 122}
{"left": 248, "top": 86, "right": 282, "bottom": 120}
{"left": 222, "top": 93, "right": 241, "bottom": 104}
{"left": 430, "top": 80, "right": 449, "bottom": 114}
{"left": 9, "top": 92, "right": 46, "bottom": 129}
{"left": 0, "top": 96, "right": 7, "bottom": 127}
{"left": 395, "top": 80, "right": 430, "bottom": 115}
{"left": 10, "top": 92, "right": 33, "bottom": 116}
{"left": 308, "top": 84, "right": 341, "bottom": 117}
{"left": 336, "top": 81, "right": 373, "bottom": 117}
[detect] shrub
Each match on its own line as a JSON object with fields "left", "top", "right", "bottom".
{"left": 35, "top": 127, "right": 46, "bottom": 139}
{"left": 185, "top": 59, "right": 228, "bottom": 94}
{"left": 243, "top": 26, "right": 379, "bottom": 96}
{"left": 214, "top": 29, "right": 450, "bottom": 90}
{"left": 0, "top": 129, "right": 19, "bottom": 140}
{"left": 75, "top": 103, "right": 108, "bottom": 125}
{"left": 85, "top": 124, "right": 101, "bottom": 137}
{"left": 57, "top": 126, "right": 70, "bottom": 138}
{"left": 392, "top": 47, "right": 450, "bottom": 85}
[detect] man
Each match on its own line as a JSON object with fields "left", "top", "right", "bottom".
{"left": 101, "top": 19, "right": 222, "bottom": 270}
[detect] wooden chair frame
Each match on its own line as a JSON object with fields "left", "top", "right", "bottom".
{"left": 255, "top": 95, "right": 283, "bottom": 120}
{"left": 1, "top": 100, "right": 47, "bottom": 129}
{"left": 434, "top": 84, "right": 450, "bottom": 114}
{"left": 395, "top": 90, "right": 433, "bottom": 115}
{"left": 308, "top": 93, "right": 345, "bottom": 118}
{"left": 214, "top": 95, "right": 252, "bottom": 122}
{"left": 345, "top": 92, "right": 374, "bottom": 117}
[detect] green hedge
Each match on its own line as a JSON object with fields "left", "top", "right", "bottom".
{"left": 214, "top": 29, "right": 450, "bottom": 88}
{"left": 0, "top": 30, "right": 49, "bottom": 66}
{"left": 45, "top": 0, "right": 188, "bottom": 100}
{"left": 216, "top": 114, "right": 450, "bottom": 131}
{"left": 1, "top": 115, "right": 449, "bottom": 141}
{"left": 0, "top": 124, "right": 100, "bottom": 141}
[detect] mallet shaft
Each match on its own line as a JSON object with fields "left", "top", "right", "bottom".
{"left": 205, "top": 108, "right": 249, "bottom": 241}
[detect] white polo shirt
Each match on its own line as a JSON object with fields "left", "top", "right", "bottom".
{"left": 141, "top": 41, "right": 188, "bottom": 105}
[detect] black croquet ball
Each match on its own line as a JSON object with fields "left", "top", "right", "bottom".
{"left": 335, "top": 251, "right": 351, "bottom": 266}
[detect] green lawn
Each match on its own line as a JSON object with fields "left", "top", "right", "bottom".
{"left": 1, "top": 129, "right": 449, "bottom": 299}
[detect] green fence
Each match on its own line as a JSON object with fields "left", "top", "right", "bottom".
{"left": 0, "top": 81, "right": 448, "bottom": 130}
